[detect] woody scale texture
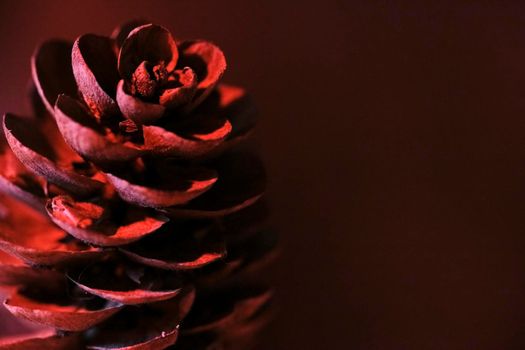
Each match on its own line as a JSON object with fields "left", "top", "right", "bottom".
{"left": 0, "top": 19, "right": 276, "bottom": 349}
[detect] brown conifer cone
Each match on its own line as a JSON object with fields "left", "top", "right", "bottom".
{"left": 0, "top": 20, "right": 276, "bottom": 350}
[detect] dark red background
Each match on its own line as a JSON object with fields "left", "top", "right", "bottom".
{"left": 1, "top": 1, "right": 525, "bottom": 349}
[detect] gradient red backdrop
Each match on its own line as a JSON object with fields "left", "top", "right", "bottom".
{"left": 1, "top": 1, "right": 525, "bottom": 349}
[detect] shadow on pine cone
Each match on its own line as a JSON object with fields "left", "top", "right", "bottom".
{"left": 0, "top": 20, "right": 277, "bottom": 350}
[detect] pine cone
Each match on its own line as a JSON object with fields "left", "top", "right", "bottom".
{"left": 0, "top": 20, "right": 276, "bottom": 350}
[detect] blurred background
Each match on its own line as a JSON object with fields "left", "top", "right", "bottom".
{"left": 2, "top": 1, "right": 525, "bottom": 349}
